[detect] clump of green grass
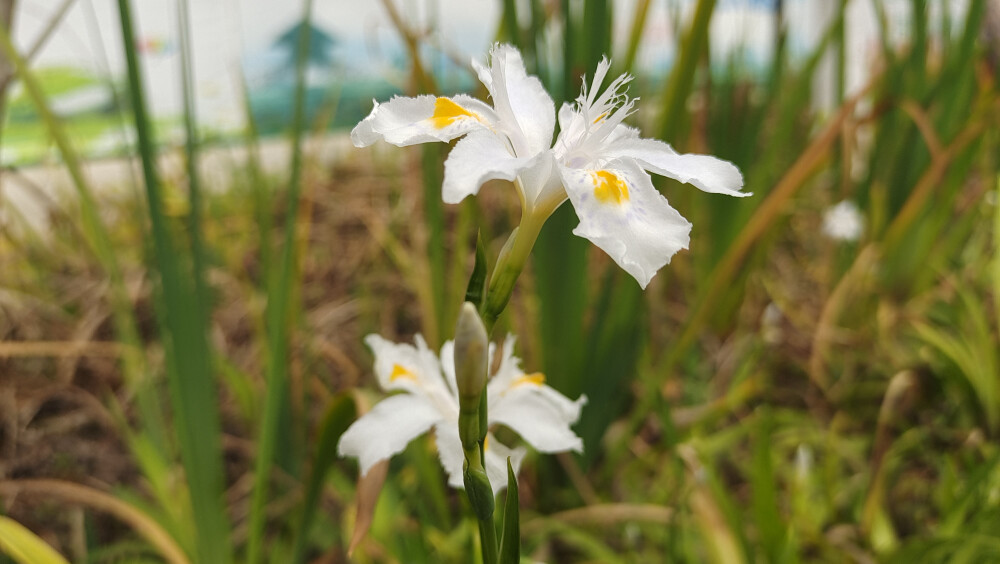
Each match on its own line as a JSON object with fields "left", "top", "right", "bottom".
{"left": 1, "top": 0, "right": 999, "bottom": 562}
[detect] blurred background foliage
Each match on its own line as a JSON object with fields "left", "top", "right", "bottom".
{"left": 1, "top": 0, "right": 1000, "bottom": 562}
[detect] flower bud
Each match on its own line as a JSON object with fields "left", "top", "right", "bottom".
{"left": 454, "top": 302, "right": 488, "bottom": 449}
{"left": 463, "top": 464, "right": 495, "bottom": 521}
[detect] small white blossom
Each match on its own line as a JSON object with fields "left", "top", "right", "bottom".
{"left": 337, "top": 334, "right": 586, "bottom": 494}
{"left": 795, "top": 444, "right": 814, "bottom": 482}
{"left": 761, "top": 302, "right": 783, "bottom": 344}
{"left": 822, "top": 200, "right": 864, "bottom": 242}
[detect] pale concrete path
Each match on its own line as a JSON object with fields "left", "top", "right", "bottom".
{"left": 0, "top": 132, "right": 358, "bottom": 232}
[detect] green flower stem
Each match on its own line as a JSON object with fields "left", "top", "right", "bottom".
{"left": 463, "top": 442, "right": 498, "bottom": 564}
{"left": 477, "top": 513, "right": 499, "bottom": 564}
{"left": 465, "top": 190, "right": 552, "bottom": 563}
{"left": 481, "top": 210, "right": 547, "bottom": 333}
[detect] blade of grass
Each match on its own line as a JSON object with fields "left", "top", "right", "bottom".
{"left": 0, "top": 516, "right": 70, "bottom": 564}
{"left": 583, "top": 0, "right": 611, "bottom": 72}
{"left": 994, "top": 173, "right": 1000, "bottom": 322}
{"left": 576, "top": 267, "right": 644, "bottom": 466}
{"left": 291, "top": 394, "right": 356, "bottom": 564}
{"left": 622, "top": 0, "right": 652, "bottom": 74}
{"left": 235, "top": 71, "right": 273, "bottom": 285}
{"left": 750, "top": 407, "right": 785, "bottom": 562}
{"left": 501, "top": 0, "right": 522, "bottom": 47}
{"left": 658, "top": 0, "right": 716, "bottom": 141}
{"left": 531, "top": 207, "right": 588, "bottom": 396}
{"left": 498, "top": 459, "right": 520, "bottom": 564}
{"left": 246, "top": 1, "right": 314, "bottom": 561}
{"left": 177, "top": 0, "right": 208, "bottom": 318}
{"left": 422, "top": 144, "right": 445, "bottom": 345}
{"left": 0, "top": 480, "right": 190, "bottom": 564}
{"left": 561, "top": 0, "right": 577, "bottom": 104}
{"left": 115, "top": 2, "right": 232, "bottom": 562}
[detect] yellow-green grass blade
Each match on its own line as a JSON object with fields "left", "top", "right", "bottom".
{"left": 247, "top": 0, "right": 315, "bottom": 561}
{"left": 115, "top": 1, "right": 233, "bottom": 562}
{"left": 657, "top": 0, "right": 716, "bottom": 141}
{"left": 0, "top": 517, "right": 69, "bottom": 564}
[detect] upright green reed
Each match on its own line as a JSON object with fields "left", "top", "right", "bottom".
{"left": 658, "top": 0, "right": 716, "bottom": 141}
{"left": 116, "top": 1, "right": 232, "bottom": 563}
{"left": 177, "top": 0, "right": 208, "bottom": 319}
{"left": 622, "top": 0, "right": 652, "bottom": 74}
{"left": 423, "top": 144, "right": 447, "bottom": 344}
{"left": 246, "top": 0, "right": 314, "bottom": 560}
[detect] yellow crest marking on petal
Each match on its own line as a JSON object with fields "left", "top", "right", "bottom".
{"left": 592, "top": 170, "right": 630, "bottom": 205}
{"left": 390, "top": 363, "right": 416, "bottom": 382}
{"left": 430, "top": 97, "right": 478, "bottom": 129}
{"left": 593, "top": 112, "right": 608, "bottom": 124}
{"left": 513, "top": 372, "right": 545, "bottom": 388}
{"left": 484, "top": 435, "right": 490, "bottom": 451}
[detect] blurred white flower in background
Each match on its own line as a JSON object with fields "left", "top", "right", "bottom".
{"left": 822, "top": 200, "right": 864, "bottom": 242}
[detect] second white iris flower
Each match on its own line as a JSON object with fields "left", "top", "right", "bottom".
{"left": 337, "top": 334, "right": 586, "bottom": 494}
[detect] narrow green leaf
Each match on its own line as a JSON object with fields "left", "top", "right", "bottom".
{"left": 291, "top": 394, "right": 357, "bottom": 564}
{"left": 582, "top": 0, "right": 611, "bottom": 71}
{"left": 501, "top": 0, "right": 521, "bottom": 48}
{"left": 247, "top": 1, "right": 315, "bottom": 561}
{"left": 499, "top": 459, "right": 521, "bottom": 564}
{"left": 751, "top": 407, "right": 785, "bottom": 562}
{"left": 176, "top": 0, "right": 208, "bottom": 319}
{"left": 561, "top": 0, "right": 578, "bottom": 104}
{"left": 422, "top": 143, "right": 446, "bottom": 343}
{"left": 464, "top": 231, "right": 488, "bottom": 310}
{"left": 576, "top": 267, "right": 644, "bottom": 466}
{"left": 532, "top": 207, "right": 588, "bottom": 396}
{"left": 0, "top": 517, "right": 70, "bottom": 564}
{"left": 115, "top": 2, "right": 232, "bottom": 562}
{"left": 622, "top": 0, "right": 652, "bottom": 74}
{"left": 658, "top": 0, "right": 716, "bottom": 141}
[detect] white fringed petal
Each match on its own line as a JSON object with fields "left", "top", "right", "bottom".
{"left": 433, "top": 422, "right": 466, "bottom": 490}
{"left": 351, "top": 94, "right": 496, "bottom": 148}
{"left": 487, "top": 335, "right": 586, "bottom": 454}
{"left": 337, "top": 394, "right": 443, "bottom": 476}
{"left": 602, "top": 137, "right": 748, "bottom": 197}
{"left": 483, "top": 437, "right": 527, "bottom": 496}
{"left": 490, "top": 385, "right": 587, "bottom": 454}
{"left": 559, "top": 159, "right": 692, "bottom": 289}
{"left": 472, "top": 44, "right": 555, "bottom": 157}
{"left": 433, "top": 424, "right": 527, "bottom": 495}
{"left": 363, "top": 334, "right": 457, "bottom": 419}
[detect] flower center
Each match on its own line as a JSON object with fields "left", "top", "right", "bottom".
{"left": 430, "top": 97, "right": 478, "bottom": 129}
{"left": 592, "top": 170, "right": 629, "bottom": 205}
{"left": 512, "top": 372, "right": 546, "bottom": 388}
{"left": 390, "top": 363, "right": 416, "bottom": 381}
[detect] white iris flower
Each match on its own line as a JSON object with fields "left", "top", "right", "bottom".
{"left": 352, "top": 44, "right": 749, "bottom": 289}
{"left": 337, "top": 334, "right": 586, "bottom": 494}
